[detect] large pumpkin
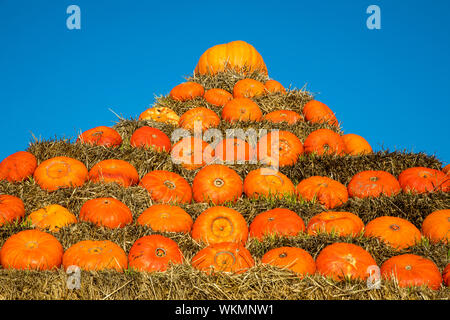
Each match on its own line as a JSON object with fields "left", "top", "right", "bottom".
{"left": 302, "top": 100, "right": 338, "bottom": 126}
{"left": 137, "top": 204, "right": 193, "bottom": 234}
{"left": 204, "top": 88, "right": 233, "bottom": 107}
{"left": 138, "top": 107, "right": 179, "bottom": 125}
{"left": 0, "top": 194, "right": 25, "bottom": 226}
{"left": 130, "top": 126, "right": 171, "bottom": 152}
{"left": 79, "top": 197, "right": 133, "bottom": 229}
{"left": 77, "top": 126, "right": 123, "bottom": 148}
{"left": 233, "top": 79, "right": 266, "bottom": 99}
{"left": 261, "top": 247, "right": 315, "bottom": 278}
{"left": 263, "top": 110, "right": 303, "bottom": 125}
{"left": 303, "top": 129, "right": 346, "bottom": 156}
{"left": 178, "top": 107, "right": 220, "bottom": 132}
{"left": 139, "top": 170, "right": 192, "bottom": 204}
{"left": 170, "top": 82, "right": 205, "bottom": 101}
{"left": 88, "top": 159, "right": 139, "bottom": 187}
{"left": 214, "top": 138, "right": 256, "bottom": 163}
{"left": 347, "top": 170, "right": 401, "bottom": 199}
{"left": 306, "top": 211, "right": 364, "bottom": 237}
{"left": 342, "top": 134, "right": 372, "bottom": 155}
{"left": 27, "top": 204, "right": 77, "bottom": 232}
{"left": 0, "top": 151, "right": 37, "bottom": 183}
{"left": 398, "top": 167, "right": 449, "bottom": 194}
{"left": 257, "top": 131, "right": 304, "bottom": 167}
{"left": 194, "top": 40, "right": 268, "bottom": 75}
{"left": 296, "top": 176, "right": 348, "bottom": 209}
{"left": 243, "top": 168, "right": 295, "bottom": 199}
{"left": 249, "top": 208, "right": 305, "bottom": 240}
{"left": 421, "top": 209, "right": 450, "bottom": 244}
{"left": 221, "top": 98, "right": 263, "bottom": 123}
{"left": 170, "top": 137, "right": 214, "bottom": 170}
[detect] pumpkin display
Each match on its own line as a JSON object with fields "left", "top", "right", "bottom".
{"left": 191, "top": 242, "right": 255, "bottom": 274}
{"left": 243, "top": 168, "right": 295, "bottom": 199}
{"left": 257, "top": 131, "right": 304, "bottom": 167}
{"left": 170, "top": 82, "right": 205, "bottom": 101}
{"left": 128, "top": 235, "right": 183, "bottom": 272}
{"left": 263, "top": 110, "right": 303, "bottom": 124}
{"left": 0, "top": 194, "right": 25, "bottom": 226}
{"left": 347, "top": 170, "right": 401, "bottom": 199}
{"left": 261, "top": 247, "right": 315, "bottom": 278}
{"left": 249, "top": 208, "right": 305, "bottom": 240}
{"left": 0, "top": 230, "right": 63, "bottom": 270}
{"left": 315, "top": 242, "right": 377, "bottom": 281}
{"left": 303, "top": 129, "right": 346, "bottom": 156}
{"left": 77, "top": 126, "right": 122, "bottom": 148}
{"left": 194, "top": 40, "right": 268, "bottom": 75}
{"left": 138, "top": 107, "right": 179, "bottom": 125}
{"left": 79, "top": 197, "right": 133, "bottom": 229}
{"left": 264, "top": 80, "right": 286, "bottom": 94}
{"left": 179, "top": 107, "right": 220, "bottom": 132}
{"left": 204, "top": 88, "right": 233, "bottom": 107}
{"left": 27, "top": 204, "right": 77, "bottom": 232}
{"left": 421, "top": 209, "right": 450, "bottom": 244}
{"left": 130, "top": 126, "right": 171, "bottom": 152}
{"left": 296, "top": 176, "right": 348, "bottom": 209}
{"left": 342, "top": 134, "right": 372, "bottom": 155}
{"left": 88, "top": 159, "right": 139, "bottom": 187}
{"left": 137, "top": 204, "right": 193, "bottom": 233}
{"left": 170, "top": 137, "right": 214, "bottom": 170}
{"left": 62, "top": 240, "right": 127, "bottom": 272}
{"left": 221, "top": 98, "right": 263, "bottom": 122}
{"left": 191, "top": 206, "right": 248, "bottom": 244}
{"left": 192, "top": 165, "right": 243, "bottom": 204}
{"left": 34, "top": 156, "right": 88, "bottom": 192}
{"left": 398, "top": 167, "right": 449, "bottom": 194}
{"left": 139, "top": 170, "right": 192, "bottom": 204}
{"left": 0, "top": 151, "right": 37, "bottom": 183}
{"left": 380, "top": 254, "right": 442, "bottom": 291}
{"left": 233, "top": 79, "right": 266, "bottom": 98}
{"left": 306, "top": 211, "right": 364, "bottom": 237}
{"left": 443, "top": 263, "right": 450, "bottom": 287}
{"left": 214, "top": 138, "right": 256, "bottom": 163}
{"left": 302, "top": 100, "right": 338, "bottom": 126}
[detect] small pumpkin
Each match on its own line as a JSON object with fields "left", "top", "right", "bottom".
{"left": 443, "top": 263, "right": 450, "bottom": 287}
{"left": 306, "top": 211, "right": 364, "bottom": 237}
{"left": 347, "top": 170, "right": 401, "bottom": 199}
{"left": 249, "top": 208, "right": 305, "bottom": 240}
{"left": 264, "top": 80, "right": 286, "bottom": 94}
{"left": 0, "top": 151, "right": 37, "bottom": 183}
{"left": 257, "top": 131, "right": 304, "bottom": 167}
{"left": 137, "top": 204, "right": 193, "bottom": 233}
{"left": 179, "top": 107, "right": 220, "bottom": 132}
{"left": 27, "top": 204, "right": 77, "bottom": 232}
{"left": 296, "top": 176, "right": 348, "bottom": 209}
{"left": 398, "top": 167, "right": 449, "bottom": 194}
{"left": 421, "top": 209, "right": 450, "bottom": 244}
{"left": 128, "top": 235, "right": 183, "bottom": 272}
{"left": 88, "top": 159, "right": 139, "bottom": 187}
{"left": 263, "top": 110, "right": 303, "bottom": 124}
{"left": 233, "top": 79, "right": 266, "bottom": 98}
{"left": 139, "top": 170, "right": 192, "bottom": 204}
{"left": 130, "top": 126, "right": 171, "bottom": 152}
{"left": 222, "top": 98, "right": 263, "bottom": 123}
{"left": 139, "top": 107, "right": 179, "bottom": 125}
{"left": 302, "top": 100, "right": 338, "bottom": 126}
{"left": 342, "top": 134, "right": 372, "bottom": 155}
{"left": 170, "top": 82, "right": 205, "bottom": 101}
{"left": 261, "top": 247, "right": 315, "bottom": 278}
{"left": 79, "top": 197, "right": 133, "bottom": 229}
{"left": 0, "top": 194, "right": 25, "bottom": 226}
{"left": 243, "top": 168, "right": 295, "bottom": 199}
{"left": 214, "top": 138, "right": 256, "bottom": 163}
{"left": 303, "top": 129, "right": 346, "bottom": 156}
{"left": 191, "top": 206, "right": 248, "bottom": 244}
{"left": 204, "top": 88, "right": 233, "bottom": 107}
{"left": 170, "top": 137, "right": 214, "bottom": 170}
{"left": 77, "top": 126, "right": 122, "bottom": 148}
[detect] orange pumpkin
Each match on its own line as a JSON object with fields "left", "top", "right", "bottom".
{"left": 191, "top": 242, "right": 255, "bottom": 274}
{"left": 138, "top": 107, "right": 179, "bottom": 125}
{"left": 243, "top": 168, "right": 295, "bottom": 199}
{"left": 443, "top": 263, "right": 450, "bottom": 287}
{"left": 128, "top": 235, "right": 183, "bottom": 272}
{"left": 0, "top": 194, "right": 25, "bottom": 226}
{"left": 62, "top": 240, "right": 127, "bottom": 272}
{"left": 171, "top": 137, "right": 214, "bottom": 170}
{"left": 139, "top": 170, "right": 192, "bottom": 204}
{"left": 0, "top": 151, "right": 37, "bottom": 183}
{"left": 263, "top": 110, "right": 303, "bottom": 124}
{"left": 257, "top": 131, "right": 304, "bottom": 167}
{"left": 27, "top": 204, "right": 77, "bottom": 232}
{"left": 342, "top": 134, "right": 372, "bottom": 155}
{"left": 214, "top": 138, "right": 256, "bottom": 163}
{"left": 381, "top": 254, "right": 442, "bottom": 291}
{"left": 0, "top": 230, "right": 63, "bottom": 270}
{"left": 398, "top": 167, "right": 449, "bottom": 194}
{"left": 264, "top": 80, "right": 286, "bottom": 94}
{"left": 79, "top": 197, "right": 133, "bottom": 229}
{"left": 204, "top": 88, "right": 233, "bottom": 107}
{"left": 191, "top": 206, "right": 248, "bottom": 245}
{"left": 302, "top": 100, "right": 338, "bottom": 127}
{"left": 421, "top": 209, "right": 450, "bottom": 244}
{"left": 137, "top": 204, "right": 193, "bottom": 233}
{"left": 88, "top": 159, "right": 139, "bottom": 187}
{"left": 194, "top": 40, "right": 268, "bottom": 75}
{"left": 306, "top": 211, "right": 364, "bottom": 237}
{"left": 261, "top": 247, "right": 315, "bottom": 278}
{"left": 77, "top": 126, "right": 122, "bottom": 148}
{"left": 170, "top": 82, "right": 205, "bottom": 101}
{"left": 443, "top": 164, "right": 450, "bottom": 175}
{"left": 303, "top": 129, "right": 346, "bottom": 156}
{"left": 315, "top": 242, "right": 377, "bottom": 281}
{"left": 347, "top": 170, "right": 401, "bottom": 199}
{"left": 130, "top": 126, "right": 171, "bottom": 152}
{"left": 233, "top": 79, "right": 266, "bottom": 98}
{"left": 364, "top": 216, "right": 421, "bottom": 250}
{"left": 222, "top": 98, "right": 263, "bottom": 122}
{"left": 249, "top": 208, "right": 305, "bottom": 240}
{"left": 34, "top": 156, "right": 88, "bottom": 192}
{"left": 296, "top": 176, "right": 348, "bottom": 209}
{"left": 179, "top": 107, "right": 220, "bottom": 132}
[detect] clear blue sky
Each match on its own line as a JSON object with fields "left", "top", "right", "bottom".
{"left": 1, "top": 0, "right": 449, "bottom": 165}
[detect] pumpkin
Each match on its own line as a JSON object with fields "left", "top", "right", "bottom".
{"left": 137, "top": 204, "right": 193, "bottom": 233}
{"left": 128, "top": 235, "right": 183, "bottom": 272}
{"left": 170, "top": 82, "right": 205, "bottom": 101}
{"left": 88, "top": 159, "right": 139, "bottom": 187}
{"left": 191, "top": 206, "right": 248, "bottom": 244}
{"left": 204, "top": 88, "right": 233, "bottom": 107}
{"left": 27, "top": 204, "right": 77, "bottom": 232}
{"left": 257, "top": 131, "right": 304, "bottom": 167}
{"left": 34, "top": 156, "right": 88, "bottom": 192}
{"left": 364, "top": 216, "right": 421, "bottom": 250}
{"left": 170, "top": 137, "right": 214, "bottom": 170}
{"left": 194, "top": 40, "right": 268, "bottom": 75}
{"left": 342, "top": 134, "right": 372, "bottom": 155}
{"left": 192, "top": 164, "right": 243, "bottom": 204}
{"left": 303, "top": 129, "right": 346, "bottom": 156}
{"left": 222, "top": 98, "right": 263, "bottom": 122}
{"left": 263, "top": 110, "right": 303, "bottom": 124}
{"left": 306, "top": 211, "right": 364, "bottom": 237}
{"left": 0, "top": 151, "right": 37, "bottom": 183}
{"left": 139, "top": 170, "right": 192, "bottom": 204}
{"left": 214, "top": 138, "right": 256, "bottom": 163}
{"left": 249, "top": 208, "right": 305, "bottom": 240}
{"left": 233, "top": 79, "right": 266, "bottom": 99}
{"left": 139, "top": 107, "right": 179, "bottom": 125}
{"left": 0, "top": 230, "right": 63, "bottom": 270}
{"left": 380, "top": 254, "right": 442, "bottom": 291}
{"left": 443, "top": 263, "right": 450, "bottom": 287}
{"left": 264, "top": 80, "right": 286, "bottom": 94}
{"left": 0, "top": 194, "right": 25, "bottom": 226}
{"left": 398, "top": 167, "right": 449, "bottom": 194}
{"left": 62, "top": 240, "right": 127, "bottom": 272}
{"left": 421, "top": 209, "right": 450, "bottom": 244}
{"left": 302, "top": 100, "right": 338, "bottom": 126}
{"left": 79, "top": 197, "right": 133, "bottom": 229}
{"left": 178, "top": 107, "right": 220, "bottom": 132}
{"left": 191, "top": 242, "right": 255, "bottom": 274}
{"left": 443, "top": 164, "right": 450, "bottom": 175}
{"left": 130, "top": 126, "right": 171, "bottom": 152}
{"left": 315, "top": 242, "right": 377, "bottom": 281}
{"left": 261, "top": 247, "right": 315, "bottom": 278}
{"left": 347, "top": 170, "right": 401, "bottom": 199}
{"left": 77, "top": 126, "right": 122, "bottom": 148}
{"left": 243, "top": 168, "right": 295, "bottom": 199}
{"left": 296, "top": 176, "right": 348, "bottom": 209}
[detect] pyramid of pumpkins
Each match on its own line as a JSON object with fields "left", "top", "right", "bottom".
{"left": 0, "top": 41, "right": 449, "bottom": 291}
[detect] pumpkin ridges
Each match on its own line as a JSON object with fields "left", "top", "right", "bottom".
{"left": 214, "top": 138, "right": 256, "bottom": 163}
{"left": 261, "top": 247, "right": 315, "bottom": 278}
{"left": 170, "top": 137, "right": 215, "bottom": 170}
{"left": 139, "top": 170, "right": 192, "bottom": 204}
{"left": 257, "top": 131, "right": 304, "bottom": 167}
{"left": 79, "top": 197, "right": 133, "bottom": 229}
{"left": 303, "top": 129, "right": 346, "bottom": 156}
{"left": 243, "top": 168, "right": 295, "bottom": 199}
{"left": 77, "top": 126, "right": 123, "bottom": 148}
{"left": 302, "top": 100, "right": 338, "bottom": 126}
{"left": 0, "top": 151, "right": 37, "bottom": 183}
{"left": 249, "top": 208, "right": 305, "bottom": 240}
{"left": 264, "top": 80, "right": 286, "bottom": 94}
{"left": 27, "top": 204, "right": 77, "bottom": 232}
{"left": 347, "top": 170, "right": 401, "bottom": 198}
{"left": 306, "top": 211, "right": 364, "bottom": 237}
{"left": 342, "top": 134, "right": 373, "bottom": 155}
{"left": 170, "top": 82, "right": 205, "bottom": 101}
{"left": 263, "top": 110, "right": 303, "bottom": 124}
{"left": 178, "top": 107, "right": 221, "bottom": 132}
{"left": 0, "top": 194, "right": 25, "bottom": 226}
{"left": 398, "top": 167, "right": 449, "bottom": 194}
{"left": 88, "top": 159, "right": 139, "bottom": 187}
{"left": 204, "top": 88, "right": 233, "bottom": 107}
{"left": 130, "top": 126, "right": 171, "bottom": 152}
{"left": 296, "top": 176, "right": 348, "bottom": 209}
{"left": 221, "top": 98, "right": 263, "bottom": 123}
{"left": 137, "top": 204, "right": 193, "bottom": 233}
{"left": 233, "top": 79, "right": 266, "bottom": 98}
{"left": 421, "top": 209, "right": 450, "bottom": 244}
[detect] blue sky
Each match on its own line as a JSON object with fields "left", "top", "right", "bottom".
{"left": 1, "top": 0, "right": 449, "bottom": 165}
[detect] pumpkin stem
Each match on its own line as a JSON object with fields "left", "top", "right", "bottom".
{"left": 389, "top": 224, "right": 400, "bottom": 231}
{"left": 164, "top": 180, "right": 176, "bottom": 189}
{"left": 213, "top": 178, "right": 224, "bottom": 188}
